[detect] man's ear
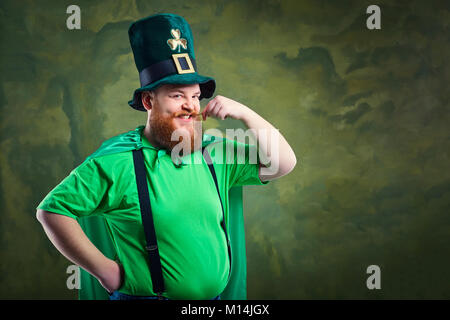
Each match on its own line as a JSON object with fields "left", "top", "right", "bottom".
{"left": 141, "top": 91, "right": 154, "bottom": 111}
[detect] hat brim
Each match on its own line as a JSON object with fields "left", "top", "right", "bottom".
{"left": 128, "top": 73, "right": 216, "bottom": 111}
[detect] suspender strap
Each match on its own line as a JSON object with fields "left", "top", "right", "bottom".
{"left": 202, "top": 147, "right": 232, "bottom": 275}
{"left": 132, "top": 149, "right": 165, "bottom": 296}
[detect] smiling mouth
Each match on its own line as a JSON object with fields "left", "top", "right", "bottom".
{"left": 177, "top": 114, "right": 193, "bottom": 120}
{"left": 175, "top": 113, "right": 202, "bottom": 121}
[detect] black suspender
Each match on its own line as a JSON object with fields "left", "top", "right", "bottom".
{"left": 131, "top": 146, "right": 231, "bottom": 298}
{"left": 132, "top": 149, "right": 165, "bottom": 297}
{"left": 202, "top": 147, "right": 232, "bottom": 273}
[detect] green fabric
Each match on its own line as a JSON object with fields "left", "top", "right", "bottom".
{"left": 129, "top": 14, "right": 197, "bottom": 73}
{"left": 128, "top": 13, "right": 215, "bottom": 110}
{"left": 37, "top": 125, "right": 268, "bottom": 300}
{"left": 78, "top": 217, "right": 116, "bottom": 300}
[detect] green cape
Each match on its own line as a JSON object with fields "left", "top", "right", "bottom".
{"left": 78, "top": 126, "right": 247, "bottom": 300}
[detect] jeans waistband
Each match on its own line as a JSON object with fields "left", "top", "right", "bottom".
{"left": 109, "top": 291, "right": 221, "bottom": 301}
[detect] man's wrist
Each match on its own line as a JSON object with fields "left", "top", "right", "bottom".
{"left": 95, "top": 258, "right": 123, "bottom": 294}
{"left": 94, "top": 258, "right": 117, "bottom": 282}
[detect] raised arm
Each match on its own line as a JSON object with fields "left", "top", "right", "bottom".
{"left": 202, "top": 95, "right": 297, "bottom": 181}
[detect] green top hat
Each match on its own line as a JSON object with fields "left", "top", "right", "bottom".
{"left": 128, "top": 13, "right": 216, "bottom": 111}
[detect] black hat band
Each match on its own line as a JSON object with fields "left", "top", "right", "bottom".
{"left": 139, "top": 54, "right": 197, "bottom": 87}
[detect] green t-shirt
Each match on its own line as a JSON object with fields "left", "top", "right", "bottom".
{"left": 37, "top": 125, "right": 268, "bottom": 299}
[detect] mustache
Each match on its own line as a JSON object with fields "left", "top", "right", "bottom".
{"left": 172, "top": 111, "right": 203, "bottom": 120}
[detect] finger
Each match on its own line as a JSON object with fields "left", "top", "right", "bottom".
{"left": 209, "top": 101, "right": 223, "bottom": 118}
{"left": 204, "top": 99, "right": 219, "bottom": 119}
{"left": 202, "top": 108, "right": 206, "bottom": 121}
{"left": 202, "top": 98, "right": 215, "bottom": 120}
{"left": 216, "top": 106, "right": 228, "bottom": 120}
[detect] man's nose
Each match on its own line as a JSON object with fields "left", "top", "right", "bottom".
{"left": 182, "top": 97, "right": 199, "bottom": 112}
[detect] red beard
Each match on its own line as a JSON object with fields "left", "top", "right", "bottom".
{"left": 149, "top": 108, "right": 203, "bottom": 157}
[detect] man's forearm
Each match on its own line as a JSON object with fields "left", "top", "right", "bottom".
{"left": 239, "top": 106, "right": 297, "bottom": 180}
{"left": 36, "top": 210, "right": 121, "bottom": 292}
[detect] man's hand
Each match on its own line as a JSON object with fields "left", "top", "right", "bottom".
{"left": 97, "top": 259, "right": 124, "bottom": 294}
{"left": 201, "top": 95, "right": 250, "bottom": 121}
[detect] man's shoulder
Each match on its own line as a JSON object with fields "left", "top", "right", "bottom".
{"left": 85, "top": 125, "right": 145, "bottom": 162}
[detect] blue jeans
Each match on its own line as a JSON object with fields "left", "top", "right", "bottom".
{"left": 109, "top": 291, "right": 221, "bottom": 300}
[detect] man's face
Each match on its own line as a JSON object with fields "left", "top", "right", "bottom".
{"left": 144, "top": 83, "right": 203, "bottom": 156}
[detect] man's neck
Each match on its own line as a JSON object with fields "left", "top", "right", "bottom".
{"left": 142, "top": 124, "right": 161, "bottom": 149}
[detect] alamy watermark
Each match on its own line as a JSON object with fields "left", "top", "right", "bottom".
{"left": 66, "top": 264, "right": 80, "bottom": 290}
{"left": 66, "top": 263, "right": 383, "bottom": 291}
{"left": 169, "top": 124, "right": 280, "bottom": 176}
{"left": 366, "top": 265, "right": 381, "bottom": 290}
{"left": 66, "top": 5, "right": 81, "bottom": 30}
{"left": 66, "top": 4, "right": 381, "bottom": 31}
{"left": 366, "top": 5, "right": 381, "bottom": 30}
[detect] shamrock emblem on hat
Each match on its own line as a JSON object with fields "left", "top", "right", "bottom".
{"left": 167, "top": 29, "right": 188, "bottom": 53}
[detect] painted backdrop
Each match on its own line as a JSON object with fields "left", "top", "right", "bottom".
{"left": 0, "top": 0, "right": 449, "bottom": 299}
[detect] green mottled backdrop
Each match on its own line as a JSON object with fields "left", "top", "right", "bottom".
{"left": 1, "top": 0, "right": 449, "bottom": 299}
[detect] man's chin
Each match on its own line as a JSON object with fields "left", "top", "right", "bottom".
{"left": 172, "top": 130, "right": 203, "bottom": 157}
{"left": 150, "top": 114, "right": 203, "bottom": 156}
